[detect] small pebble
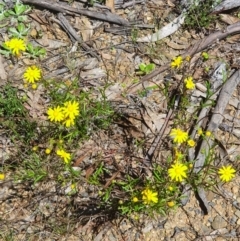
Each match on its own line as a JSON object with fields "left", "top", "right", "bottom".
{"left": 211, "top": 216, "right": 228, "bottom": 230}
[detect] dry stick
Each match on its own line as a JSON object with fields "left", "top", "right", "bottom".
{"left": 22, "top": 0, "right": 130, "bottom": 26}
{"left": 57, "top": 13, "right": 100, "bottom": 61}
{"left": 143, "top": 108, "right": 173, "bottom": 168}
{"left": 127, "top": 21, "right": 240, "bottom": 94}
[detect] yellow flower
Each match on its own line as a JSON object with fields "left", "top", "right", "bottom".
{"left": 0, "top": 173, "right": 5, "bottom": 180}
{"left": 32, "top": 83, "right": 37, "bottom": 89}
{"left": 132, "top": 197, "right": 139, "bottom": 202}
{"left": 62, "top": 100, "right": 79, "bottom": 120}
{"left": 167, "top": 201, "right": 175, "bottom": 207}
{"left": 141, "top": 188, "right": 158, "bottom": 205}
{"left": 45, "top": 148, "right": 51, "bottom": 154}
{"left": 189, "top": 163, "right": 193, "bottom": 168}
{"left": 174, "top": 148, "right": 184, "bottom": 161}
{"left": 4, "top": 38, "right": 26, "bottom": 56}
{"left": 32, "top": 146, "right": 38, "bottom": 151}
{"left": 198, "top": 128, "right": 203, "bottom": 136}
{"left": 168, "top": 162, "right": 188, "bottom": 182}
{"left": 205, "top": 131, "right": 212, "bottom": 137}
{"left": 171, "top": 56, "right": 183, "bottom": 69}
{"left": 23, "top": 66, "right": 41, "bottom": 84}
{"left": 56, "top": 149, "right": 71, "bottom": 164}
{"left": 170, "top": 128, "right": 188, "bottom": 144}
{"left": 187, "top": 139, "right": 196, "bottom": 147}
{"left": 47, "top": 106, "right": 64, "bottom": 122}
{"left": 218, "top": 165, "right": 236, "bottom": 182}
{"left": 63, "top": 118, "right": 75, "bottom": 128}
{"left": 184, "top": 76, "right": 195, "bottom": 89}
{"left": 71, "top": 183, "right": 76, "bottom": 190}
{"left": 168, "top": 186, "right": 174, "bottom": 191}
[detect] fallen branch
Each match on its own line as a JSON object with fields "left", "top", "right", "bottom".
{"left": 22, "top": 0, "right": 130, "bottom": 26}
{"left": 212, "top": 0, "right": 240, "bottom": 14}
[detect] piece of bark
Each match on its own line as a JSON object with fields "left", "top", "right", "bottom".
{"left": 0, "top": 55, "right": 7, "bottom": 81}
{"left": 136, "top": 11, "right": 186, "bottom": 42}
{"left": 212, "top": 0, "right": 240, "bottom": 14}
{"left": 22, "top": 0, "right": 129, "bottom": 26}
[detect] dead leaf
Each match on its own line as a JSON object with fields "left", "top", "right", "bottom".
{"left": 0, "top": 55, "right": 7, "bottom": 81}
{"left": 24, "top": 86, "right": 46, "bottom": 120}
{"left": 74, "top": 17, "right": 93, "bottom": 42}
{"left": 35, "top": 35, "right": 68, "bottom": 48}
{"left": 167, "top": 0, "right": 175, "bottom": 7}
{"left": 219, "top": 14, "right": 240, "bottom": 25}
{"left": 165, "top": 40, "right": 189, "bottom": 50}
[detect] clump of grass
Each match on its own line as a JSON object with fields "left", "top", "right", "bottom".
{"left": 0, "top": 84, "right": 37, "bottom": 144}
{"left": 184, "top": 0, "right": 219, "bottom": 30}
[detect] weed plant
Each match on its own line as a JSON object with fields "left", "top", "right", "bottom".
{"left": 184, "top": 0, "right": 221, "bottom": 30}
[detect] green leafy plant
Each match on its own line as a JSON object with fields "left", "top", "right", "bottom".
{"left": 5, "top": 1, "right": 31, "bottom": 22}
{"left": 16, "top": 153, "right": 47, "bottom": 184}
{"left": 8, "top": 22, "right": 30, "bottom": 38}
{"left": 26, "top": 43, "right": 46, "bottom": 58}
{"left": 137, "top": 63, "right": 155, "bottom": 75}
{"left": 184, "top": 0, "right": 219, "bottom": 29}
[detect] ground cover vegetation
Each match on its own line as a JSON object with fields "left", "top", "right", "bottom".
{"left": 0, "top": 0, "right": 239, "bottom": 239}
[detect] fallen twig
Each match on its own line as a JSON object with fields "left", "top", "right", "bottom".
{"left": 22, "top": 0, "right": 130, "bottom": 26}
{"left": 57, "top": 13, "right": 100, "bottom": 60}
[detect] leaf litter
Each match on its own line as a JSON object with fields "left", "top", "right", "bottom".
{"left": 0, "top": 0, "right": 240, "bottom": 240}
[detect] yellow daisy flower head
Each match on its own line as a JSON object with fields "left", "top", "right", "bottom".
{"left": 187, "top": 139, "right": 196, "bottom": 147}
{"left": 168, "top": 162, "right": 188, "bottom": 182}
{"left": 0, "top": 173, "right": 5, "bottom": 180}
{"left": 171, "top": 56, "right": 183, "bottom": 69}
{"left": 218, "top": 165, "right": 236, "bottom": 182}
{"left": 174, "top": 148, "right": 184, "bottom": 161}
{"left": 205, "top": 131, "right": 212, "bottom": 137}
{"left": 184, "top": 76, "right": 195, "bottom": 89}
{"left": 23, "top": 66, "right": 41, "bottom": 84}
{"left": 45, "top": 148, "right": 51, "bottom": 154}
{"left": 56, "top": 149, "right": 71, "bottom": 164}
{"left": 132, "top": 197, "right": 139, "bottom": 202}
{"left": 32, "top": 146, "right": 38, "bottom": 151}
{"left": 47, "top": 106, "right": 64, "bottom": 122}
{"left": 168, "top": 186, "right": 174, "bottom": 191}
{"left": 167, "top": 201, "right": 175, "bottom": 207}
{"left": 62, "top": 100, "right": 80, "bottom": 120}
{"left": 197, "top": 128, "right": 203, "bottom": 136}
{"left": 32, "top": 83, "right": 37, "bottom": 90}
{"left": 63, "top": 118, "right": 75, "bottom": 128}
{"left": 4, "top": 38, "right": 26, "bottom": 56}
{"left": 170, "top": 128, "right": 188, "bottom": 144}
{"left": 141, "top": 188, "right": 158, "bottom": 205}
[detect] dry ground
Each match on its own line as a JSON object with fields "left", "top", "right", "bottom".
{"left": 1, "top": 0, "right": 240, "bottom": 240}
